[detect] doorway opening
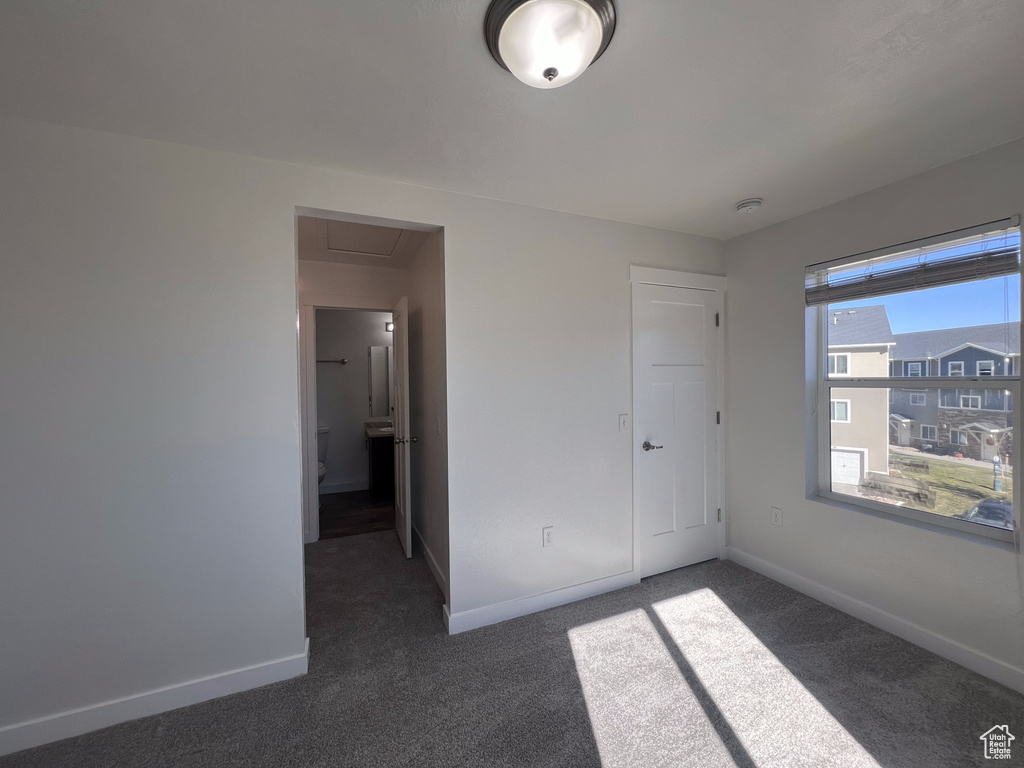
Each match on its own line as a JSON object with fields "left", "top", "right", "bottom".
{"left": 295, "top": 208, "right": 451, "bottom": 608}
{"left": 315, "top": 307, "right": 397, "bottom": 540}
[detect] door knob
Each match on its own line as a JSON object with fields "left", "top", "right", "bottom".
{"left": 642, "top": 441, "right": 663, "bottom": 452}
{"left": 410, "top": 436, "right": 419, "bottom": 443}
{"left": 394, "top": 437, "right": 406, "bottom": 445}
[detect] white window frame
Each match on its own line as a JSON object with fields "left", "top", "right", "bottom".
{"left": 948, "top": 361, "right": 965, "bottom": 376}
{"left": 809, "top": 217, "right": 1020, "bottom": 545}
{"left": 906, "top": 362, "right": 922, "bottom": 377}
{"left": 920, "top": 425, "right": 937, "bottom": 441}
{"left": 828, "top": 353, "right": 850, "bottom": 377}
{"left": 977, "top": 360, "right": 995, "bottom": 376}
{"left": 960, "top": 395, "right": 981, "bottom": 409}
{"left": 950, "top": 429, "right": 969, "bottom": 446}
{"left": 830, "top": 399, "right": 851, "bottom": 423}
{"left": 909, "top": 392, "right": 926, "bottom": 406}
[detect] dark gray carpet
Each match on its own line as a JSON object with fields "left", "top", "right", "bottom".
{"left": 4, "top": 532, "right": 1024, "bottom": 767}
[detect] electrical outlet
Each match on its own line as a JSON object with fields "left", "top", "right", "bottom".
{"left": 771, "top": 507, "right": 783, "bottom": 527}
{"left": 542, "top": 526, "right": 554, "bottom": 547}
{"left": 619, "top": 414, "right": 629, "bottom": 433}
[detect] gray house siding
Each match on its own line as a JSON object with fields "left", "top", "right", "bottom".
{"left": 889, "top": 328, "right": 1018, "bottom": 461}
{"left": 939, "top": 346, "right": 1012, "bottom": 377}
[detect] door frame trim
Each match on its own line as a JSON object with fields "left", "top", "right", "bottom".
{"left": 629, "top": 267, "right": 727, "bottom": 573}
{"left": 299, "top": 293, "right": 394, "bottom": 544}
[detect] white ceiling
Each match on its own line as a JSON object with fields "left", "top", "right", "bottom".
{"left": 0, "top": 1, "right": 1021, "bottom": 240}
{"left": 298, "top": 215, "right": 430, "bottom": 268}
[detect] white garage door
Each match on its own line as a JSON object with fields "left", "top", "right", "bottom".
{"left": 831, "top": 450, "right": 863, "bottom": 485}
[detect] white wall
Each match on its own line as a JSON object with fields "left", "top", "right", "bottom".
{"left": 0, "top": 115, "right": 722, "bottom": 750}
{"left": 314, "top": 309, "right": 392, "bottom": 493}
{"left": 723, "top": 137, "right": 1024, "bottom": 679}
{"left": 0, "top": 119, "right": 309, "bottom": 750}
{"left": 407, "top": 232, "right": 450, "bottom": 600}
{"left": 298, "top": 259, "right": 407, "bottom": 304}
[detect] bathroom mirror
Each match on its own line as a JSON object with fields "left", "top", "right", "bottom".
{"left": 368, "top": 345, "right": 392, "bottom": 417}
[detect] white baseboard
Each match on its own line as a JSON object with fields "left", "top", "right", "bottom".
{"left": 724, "top": 546, "right": 1024, "bottom": 694}
{"left": 412, "top": 525, "right": 448, "bottom": 602}
{"left": 319, "top": 480, "right": 369, "bottom": 495}
{"left": 445, "top": 570, "right": 639, "bottom": 635}
{"left": 0, "top": 638, "right": 310, "bottom": 758}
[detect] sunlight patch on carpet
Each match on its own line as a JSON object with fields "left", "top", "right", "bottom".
{"left": 653, "top": 589, "right": 881, "bottom": 768}
{"left": 568, "top": 609, "right": 739, "bottom": 767}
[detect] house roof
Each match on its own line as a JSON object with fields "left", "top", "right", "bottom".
{"left": 891, "top": 323, "right": 1020, "bottom": 361}
{"left": 827, "top": 305, "right": 895, "bottom": 346}
{"left": 961, "top": 422, "right": 1012, "bottom": 433}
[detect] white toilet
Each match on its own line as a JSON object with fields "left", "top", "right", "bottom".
{"left": 316, "top": 424, "right": 329, "bottom": 486}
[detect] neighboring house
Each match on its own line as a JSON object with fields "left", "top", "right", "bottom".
{"left": 828, "top": 306, "right": 894, "bottom": 483}
{"left": 889, "top": 323, "right": 1018, "bottom": 461}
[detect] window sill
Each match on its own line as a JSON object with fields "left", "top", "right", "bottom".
{"left": 811, "top": 490, "right": 1015, "bottom": 546}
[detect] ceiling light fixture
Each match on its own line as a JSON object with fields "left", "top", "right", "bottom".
{"left": 484, "top": 0, "right": 616, "bottom": 89}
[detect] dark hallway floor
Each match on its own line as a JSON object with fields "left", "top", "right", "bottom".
{"left": 4, "top": 532, "right": 1023, "bottom": 767}
{"left": 318, "top": 489, "right": 394, "bottom": 539}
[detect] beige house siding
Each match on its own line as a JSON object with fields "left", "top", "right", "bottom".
{"left": 830, "top": 346, "right": 891, "bottom": 474}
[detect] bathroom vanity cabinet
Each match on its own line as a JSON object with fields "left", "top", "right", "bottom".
{"left": 366, "top": 421, "right": 395, "bottom": 500}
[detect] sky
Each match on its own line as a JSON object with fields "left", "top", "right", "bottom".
{"left": 833, "top": 275, "right": 1020, "bottom": 334}
{"left": 827, "top": 232, "right": 1021, "bottom": 334}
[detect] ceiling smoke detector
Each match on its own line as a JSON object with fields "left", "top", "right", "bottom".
{"left": 736, "top": 198, "right": 763, "bottom": 213}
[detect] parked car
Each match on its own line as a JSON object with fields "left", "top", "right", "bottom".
{"left": 954, "top": 499, "right": 1014, "bottom": 530}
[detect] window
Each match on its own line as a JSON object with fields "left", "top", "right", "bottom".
{"left": 828, "top": 353, "right": 849, "bottom": 376}
{"left": 830, "top": 400, "right": 850, "bottom": 422}
{"left": 983, "top": 389, "right": 1008, "bottom": 410}
{"left": 807, "top": 217, "right": 1020, "bottom": 541}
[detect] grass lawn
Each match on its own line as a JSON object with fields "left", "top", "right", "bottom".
{"left": 889, "top": 451, "right": 1012, "bottom": 518}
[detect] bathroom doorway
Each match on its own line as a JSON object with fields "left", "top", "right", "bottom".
{"left": 314, "top": 307, "right": 397, "bottom": 540}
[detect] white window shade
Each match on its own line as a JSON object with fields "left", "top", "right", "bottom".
{"left": 806, "top": 219, "right": 1020, "bottom": 306}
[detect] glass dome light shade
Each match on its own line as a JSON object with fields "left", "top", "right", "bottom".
{"left": 497, "top": 0, "right": 604, "bottom": 89}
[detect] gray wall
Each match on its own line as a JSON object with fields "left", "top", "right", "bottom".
{"left": 724, "top": 136, "right": 1024, "bottom": 676}
{"left": 0, "top": 115, "right": 722, "bottom": 747}
{"left": 407, "top": 232, "right": 450, "bottom": 599}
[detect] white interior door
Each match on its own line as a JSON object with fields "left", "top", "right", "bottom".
{"left": 392, "top": 296, "right": 412, "bottom": 559}
{"left": 633, "top": 282, "right": 720, "bottom": 578}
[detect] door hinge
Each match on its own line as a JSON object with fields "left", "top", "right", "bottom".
{"left": 716, "top": 411, "right": 721, "bottom": 425}
{"left": 715, "top": 312, "right": 720, "bottom": 327}
{"left": 717, "top": 508, "right": 721, "bottom": 522}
